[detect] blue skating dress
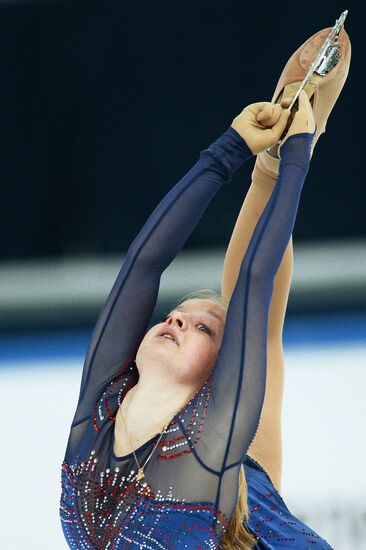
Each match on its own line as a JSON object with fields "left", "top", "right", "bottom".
{"left": 59, "top": 125, "right": 333, "bottom": 549}
{"left": 243, "top": 455, "right": 332, "bottom": 548}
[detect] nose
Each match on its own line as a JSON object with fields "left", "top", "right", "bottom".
{"left": 167, "top": 311, "right": 187, "bottom": 329}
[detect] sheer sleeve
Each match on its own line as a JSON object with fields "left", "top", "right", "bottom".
{"left": 70, "top": 127, "right": 253, "bottom": 430}
{"left": 191, "top": 132, "right": 314, "bottom": 472}
{"left": 60, "top": 127, "right": 317, "bottom": 550}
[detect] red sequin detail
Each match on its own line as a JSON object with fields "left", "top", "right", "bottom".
{"left": 60, "top": 451, "right": 227, "bottom": 549}
{"left": 93, "top": 355, "right": 137, "bottom": 433}
{"left": 157, "top": 377, "right": 212, "bottom": 460}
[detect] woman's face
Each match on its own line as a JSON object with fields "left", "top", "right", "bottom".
{"left": 135, "top": 299, "right": 226, "bottom": 386}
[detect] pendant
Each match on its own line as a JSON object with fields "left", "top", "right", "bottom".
{"left": 136, "top": 468, "right": 145, "bottom": 480}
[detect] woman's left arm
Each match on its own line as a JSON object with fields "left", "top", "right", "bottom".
{"left": 221, "top": 100, "right": 297, "bottom": 491}
{"left": 200, "top": 91, "right": 314, "bottom": 477}
{"left": 221, "top": 173, "right": 292, "bottom": 492}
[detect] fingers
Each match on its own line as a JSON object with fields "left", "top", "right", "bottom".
{"left": 279, "top": 90, "right": 316, "bottom": 149}
{"left": 298, "top": 89, "right": 310, "bottom": 109}
{"left": 293, "top": 90, "right": 316, "bottom": 133}
{"left": 296, "top": 90, "right": 314, "bottom": 116}
{"left": 269, "top": 109, "right": 291, "bottom": 140}
{"left": 247, "top": 102, "right": 270, "bottom": 116}
{"left": 256, "top": 102, "right": 282, "bottom": 127}
{"left": 280, "top": 90, "right": 299, "bottom": 108}
{"left": 280, "top": 96, "right": 293, "bottom": 109}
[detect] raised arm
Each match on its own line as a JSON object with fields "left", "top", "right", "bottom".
{"left": 221, "top": 99, "right": 293, "bottom": 491}
{"left": 222, "top": 100, "right": 294, "bottom": 339}
{"left": 221, "top": 166, "right": 291, "bottom": 491}
{"left": 71, "top": 126, "right": 254, "bottom": 429}
{"left": 197, "top": 91, "right": 315, "bottom": 477}
{"left": 221, "top": 101, "right": 297, "bottom": 491}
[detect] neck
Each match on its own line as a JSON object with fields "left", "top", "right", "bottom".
{"left": 122, "top": 375, "right": 196, "bottom": 431}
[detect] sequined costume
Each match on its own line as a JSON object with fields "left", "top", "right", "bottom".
{"left": 243, "top": 455, "right": 332, "bottom": 548}
{"left": 60, "top": 126, "right": 332, "bottom": 549}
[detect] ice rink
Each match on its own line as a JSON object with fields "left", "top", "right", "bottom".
{"left": 1, "top": 313, "right": 365, "bottom": 549}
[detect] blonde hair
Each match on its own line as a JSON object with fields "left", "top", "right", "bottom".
{"left": 177, "top": 289, "right": 257, "bottom": 549}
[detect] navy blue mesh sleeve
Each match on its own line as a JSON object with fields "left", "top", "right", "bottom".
{"left": 60, "top": 128, "right": 315, "bottom": 549}
{"left": 199, "top": 133, "right": 314, "bottom": 474}
{"left": 69, "top": 126, "right": 253, "bottom": 432}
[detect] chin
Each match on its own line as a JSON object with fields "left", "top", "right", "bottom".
{"left": 136, "top": 344, "right": 173, "bottom": 370}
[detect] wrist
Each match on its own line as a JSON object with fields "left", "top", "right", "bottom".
{"left": 229, "top": 125, "right": 255, "bottom": 156}
{"left": 200, "top": 126, "right": 254, "bottom": 177}
{"left": 279, "top": 132, "right": 314, "bottom": 171}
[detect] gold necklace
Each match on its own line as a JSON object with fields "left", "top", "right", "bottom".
{"left": 119, "top": 404, "right": 170, "bottom": 481}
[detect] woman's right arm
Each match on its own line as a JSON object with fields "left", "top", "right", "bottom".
{"left": 71, "top": 127, "right": 254, "bottom": 428}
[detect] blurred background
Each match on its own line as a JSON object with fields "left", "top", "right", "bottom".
{"left": 0, "top": 1, "right": 365, "bottom": 548}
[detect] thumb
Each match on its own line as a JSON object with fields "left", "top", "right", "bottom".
{"left": 271, "top": 109, "right": 291, "bottom": 140}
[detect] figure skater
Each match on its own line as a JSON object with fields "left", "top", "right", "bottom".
{"left": 60, "top": 23, "right": 351, "bottom": 549}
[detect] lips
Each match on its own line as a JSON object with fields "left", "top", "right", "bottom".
{"left": 156, "top": 327, "right": 179, "bottom": 345}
